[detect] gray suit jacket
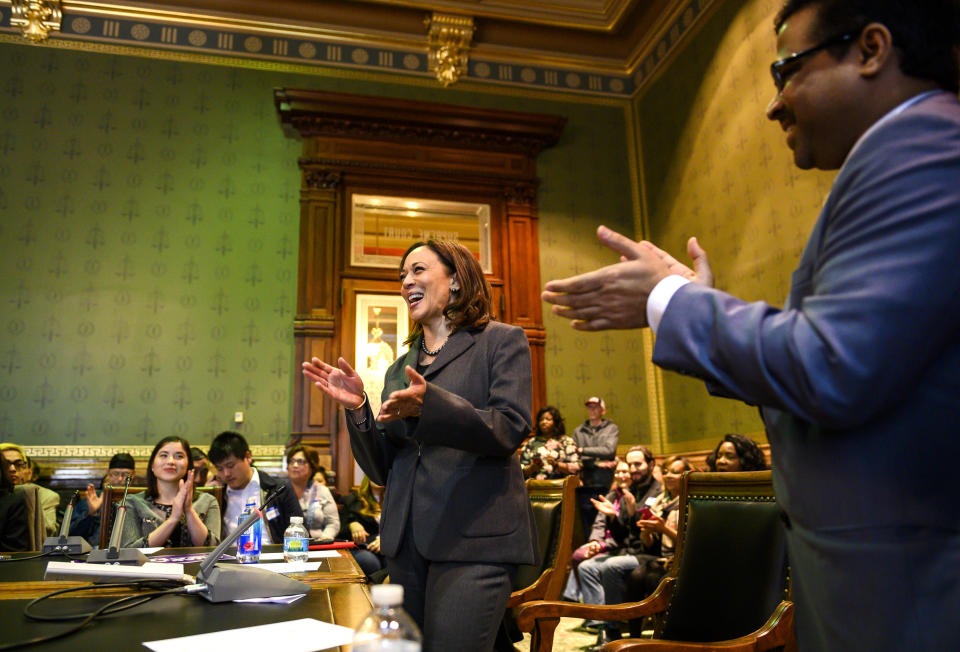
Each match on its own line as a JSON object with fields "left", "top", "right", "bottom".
{"left": 348, "top": 320, "right": 538, "bottom": 565}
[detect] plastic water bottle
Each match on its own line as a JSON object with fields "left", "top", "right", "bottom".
{"left": 307, "top": 498, "right": 322, "bottom": 531}
{"left": 283, "top": 516, "right": 310, "bottom": 563}
{"left": 352, "top": 584, "right": 422, "bottom": 651}
{"left": 236, "top": 497, "right": 262, "bottom": 564}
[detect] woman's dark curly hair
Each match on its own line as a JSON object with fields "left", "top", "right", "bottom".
{"left": 534, "top": 406, "right": 565, "bottom": 438}
{"left": 706, "top": 433, "right": 767, "bottom": 471}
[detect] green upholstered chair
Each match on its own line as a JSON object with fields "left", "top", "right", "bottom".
{"left": 516, "top": 470, "right": 795, "bottom": 652}
{"left": 497, "top": 475, "right": 579, "bottom": 651}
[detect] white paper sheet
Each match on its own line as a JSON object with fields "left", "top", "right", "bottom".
{"left": 140, "top": 547, "right": 165, "bottom": 554}
{"left": 249, "top": 561, "right": 322, "bottom": 574}
{"left": 143, "top": 618, "right": 354, "bottom": 652}
{"left": 233, "top": 593, "right": 307, "bottom": 604}
{"left": 257, "top": 550, "right": 340, "bottom": 561}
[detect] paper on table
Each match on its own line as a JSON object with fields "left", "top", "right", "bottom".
{"left": 140, "top": 547, "right": 164, "bottom": 554}
{"left": 233, "top": 593, "right": 307, "bottom": 604}
{"left": 143, "top": 617, "right": 354, "bottom": 652}
{"left": 258, "top": 550, "right": 340, "bottom": 561}
{"left": 250, "top": 561, "right": 322, "bottom": 574}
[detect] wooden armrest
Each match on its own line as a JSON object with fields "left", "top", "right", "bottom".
{"left": 601, "top": 600, "right": 794, "bottom": 652}
{"left": 508, "top": 568, "right": 551, "bottom": 608}
{"left": 516, "top": 576, "right": 675, "bottom": 633}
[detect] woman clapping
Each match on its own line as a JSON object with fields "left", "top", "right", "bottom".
{"left": 303, "top": 240, "right": 536, "bottom": 652}
{"left": 121, "top": 436, "right": 221, "bottom": 548}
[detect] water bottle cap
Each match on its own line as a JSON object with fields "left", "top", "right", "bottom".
{"left": 290, "top": 516, "right": 303, "bottom": 524}
{"left": 370, "top": 583, "right": 403, "bottom": 606}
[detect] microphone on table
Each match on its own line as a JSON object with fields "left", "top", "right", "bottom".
{"left": 42, "top": 490, "right": 93, "bottom": 554}
{"left": 195, "top": 483, "right": 310, "bottom": 602}
{"left": 87, "top": 476, "right": 148, "bottom": 565}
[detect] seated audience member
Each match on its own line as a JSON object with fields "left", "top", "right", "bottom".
{"left": 209, "top": 431, "right": 302, "bottom": 544}
{"left": 0, "top": 443, "right": 59, "bottom": 536}
{"left": 26, "top": 457, "right": 41, "bottom": 483}
{"left": 190, "top": 447, "right": 210, "bottom": 486}
{"left": 562, "top": 459, "right": 630, "bottom": 601}
{"left": 322, "top": 469, "right": 343, "bottom": 506}
{"left": 519, "top": 406, "right": 580, "bottom": 479}
{"left": 706, "top": 433, "right": 768, "bottom": 472}
{"left": 285, "top": 446, "right": 339, "bottom": 542}
{"left": 578, "top": 445, "right": 662, "bottom": 648}
{"left": 0, "top": 451, "right": 29, "bottom": 552}
{"left": 120, "top": 437, "right": 220, "bottom": 548}
{"left": 69, "top": 453, "right": 136, "bottom": 546}
{"left": 629, "top": 456, "right": 694, "bottom": 601}
{"left": 340, "top": 476, "right": 386, "bottom": 577}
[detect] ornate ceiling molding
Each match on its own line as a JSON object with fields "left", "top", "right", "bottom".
{"left": 425, "top": 12, "right": 473, "bottom": 86}
{"left": 0, "top": 0, "right": 717, "bottom": 97}
{"left": 11, "top": 0, "right": 61, "bottom": 42}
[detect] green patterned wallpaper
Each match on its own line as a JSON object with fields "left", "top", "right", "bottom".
{"left": 0, "top": 40, "right": 647, "bottom": 450}
{"left": 634, "top": 0, "right": 836, "bottom": 450}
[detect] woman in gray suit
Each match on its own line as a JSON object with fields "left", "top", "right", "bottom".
{"left": 302, "top": 240, "right": 536, "bottom": 651}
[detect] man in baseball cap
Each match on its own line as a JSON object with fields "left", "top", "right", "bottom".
{"left": 571, "top": 396, "right": 619, "bottom": 540}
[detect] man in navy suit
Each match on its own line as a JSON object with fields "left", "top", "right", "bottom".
{"left": 543, "top": 1, "right": 960, "bottom": 650}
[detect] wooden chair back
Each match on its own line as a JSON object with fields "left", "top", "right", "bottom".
{"left": 98, "top": 484, "right": 224, "bottom": 549}
{"left": 516, "top": 470, "right": 795, "bottom": 652}
{"left": 658, "top": 470, "right": 788, "bottom": 641}
{"left": 20, "top": 485, "right": 46, "bottom": 551}
{"left": 509, "top": 475, "right": 579, "bottom": 607}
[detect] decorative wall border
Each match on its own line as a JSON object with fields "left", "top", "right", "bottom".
{"left": 0, "top": 0, "right": 716, "bottom": 99}
{"left": 23, "top": 445, "right": 286, "bottom": 458}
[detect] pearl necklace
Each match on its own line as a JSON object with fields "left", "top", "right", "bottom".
{"left": 421, "top": 336, "right": 447, "bottom": 357}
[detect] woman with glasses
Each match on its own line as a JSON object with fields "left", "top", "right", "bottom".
{"left": 285, "top": 445, "right": 339, "bottom": 542}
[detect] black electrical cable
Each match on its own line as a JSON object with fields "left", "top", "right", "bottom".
{"left": 0, "top": 580, "right": 193, "bottom": 650}
{"left": 0, "top": 550, "right": 57, "bottom": 563}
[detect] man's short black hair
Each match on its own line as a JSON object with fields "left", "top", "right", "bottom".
{"left": 775, "top": 0, "right": 960, "bottom": 94}
{"left": 208, "top": 431, "right": 250, "bottom": 465}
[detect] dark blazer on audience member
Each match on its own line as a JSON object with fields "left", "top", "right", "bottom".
{"left": 0, "top": 491, "right": 30, "bottom": 552}
{"left": 652, "top": 92, "right": 960, "bottom": 651}
{"left": 348, "top": 321, "right": 538, "bottom": 565}
{"left": 257, "top": 469, "right": 303, "bottom": 543}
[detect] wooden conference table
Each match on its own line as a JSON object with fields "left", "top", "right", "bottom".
{"left": 0, "top": 544, "right": 371, "bottom": 651}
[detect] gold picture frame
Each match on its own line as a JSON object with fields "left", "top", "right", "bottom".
{"left": 350, "top": 194, "right": 492, "bottom": 273}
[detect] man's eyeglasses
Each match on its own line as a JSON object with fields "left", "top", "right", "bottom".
{"left": 5, "top": 459, "right": 26, "bottom": 469}
{"left": 770, "top": 32, "right": 856, "bottom": 92}
{"left": 288, "top": 459, "right": 310, "bottom": 467}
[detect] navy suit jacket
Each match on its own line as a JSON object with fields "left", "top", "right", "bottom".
{"left": 653, "top": 91, "right": 960, "bottom": 532}
{"left": 652, "top": 91, "right": 960, "bottom": 650}
{"left": 347, "top": 320, "right": 538, "bottom": 565}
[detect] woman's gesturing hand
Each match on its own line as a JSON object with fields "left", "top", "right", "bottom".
{"left": 378, "top": 365, "right": 426, "bottom": 422}
{"left": 302, "top": 356, "right": 366, "bottom": 409}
